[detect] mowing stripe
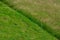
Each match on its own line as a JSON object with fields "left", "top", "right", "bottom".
{"left": 1, "top": 0, "right": 60, "bottom": 39}
{"left": 0, "top": 1, "right": 58, "bottom": 40}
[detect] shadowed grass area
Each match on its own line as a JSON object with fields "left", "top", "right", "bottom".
{"left": 1, "top": 0, "right": 60, "bottom": 39}
{"left": 0, "top": 1, "right": 58, "bottom": 40}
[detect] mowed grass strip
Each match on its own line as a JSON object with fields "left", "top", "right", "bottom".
{"left": 1, "top": 0, "right": 60, "bottom": 39}
{"left": 0, "top": 1, "right": 58, "bottom": 40}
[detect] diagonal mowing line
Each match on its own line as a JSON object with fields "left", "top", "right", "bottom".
{"left": 1, "top": 1, "right": 59, "bottom": 40}
{"left": 0, "top": 1, "right": 59, "bottom": 39}
{"left": 0, "top": 0, "right": 59, "bottom": 39}
{"left": 0, "top": 1, "right": 58, "bottom": 40}
{"left": 10, "top": 7, "right": 60, "bottom": 40}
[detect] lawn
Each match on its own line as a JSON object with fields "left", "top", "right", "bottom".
{"left": 0, "top": 1, "right": 58, "bottom": 40}
{"left": 1, "top": 0, "right": 60, "bottom": 39}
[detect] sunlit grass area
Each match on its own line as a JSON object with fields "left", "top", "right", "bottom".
{"left": 0, "top": 1, "right": 58, "bottom": 40}
{"left": 1, "top": 0, "right": 60, "bottom": 39}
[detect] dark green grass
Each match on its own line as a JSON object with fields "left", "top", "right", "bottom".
{"left": 0, "top": 1, "right": 58, "bottom": 40}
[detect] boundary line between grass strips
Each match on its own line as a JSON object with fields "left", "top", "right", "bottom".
{"left": 12, "top": 8, "right": 60, "bottom": 40}
{"left": 0, "top": 1, "right": 59, "bottom": 40}
{"left": 1, "top": 1, "right": 59, "bottom": 39}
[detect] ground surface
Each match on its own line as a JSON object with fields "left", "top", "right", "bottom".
{"left": 0, "top": 0, "right": 60, "bottom": 40}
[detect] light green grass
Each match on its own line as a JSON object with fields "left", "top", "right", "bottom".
{"left": 1, "top": 0, "right": 60, "bottom": 39}
{"left": 0, "top": 1, "right": 58, "bottom": 40}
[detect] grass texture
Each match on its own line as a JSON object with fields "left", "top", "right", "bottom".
{"left": 0, "top": 1, "right": 58, "bottom": 40}
{"left": 1, "top": 0, "right": 60, "bottom": 39}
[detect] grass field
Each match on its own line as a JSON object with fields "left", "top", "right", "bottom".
{"left": 0, "top": 1, "right": 58, "bottom": 40}
{"left": 1, "top": 0, "right": 60, "bottom": 39}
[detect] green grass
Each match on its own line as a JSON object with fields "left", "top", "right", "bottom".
{"left": 0, "top": 1, "right": 58, "bottom": 40}
{"left": 1, "top": 0, "right": 60, "bottom": 39}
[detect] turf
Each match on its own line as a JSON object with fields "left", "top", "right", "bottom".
{"left": 1, "top": 0, "right": 60, "bottom": 39}
{"left": 0, "top": 1, "right": 58, "bottom": 40}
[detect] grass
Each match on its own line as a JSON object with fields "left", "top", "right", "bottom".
{"left": 0, "top": 1, "right": 58, "bottom": 40}
{"left": 1, "top": 0, "right": 60, "bottom": 39}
